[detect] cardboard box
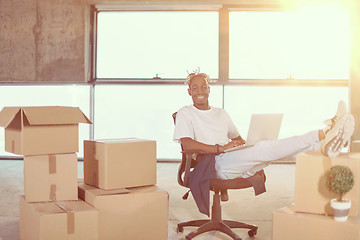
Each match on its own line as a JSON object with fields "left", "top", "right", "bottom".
{"left": 273, "top": 205, "right": 360, "bottom": 240}
{"left": 295, "top": 151, "right": 360, "bottom": 217}
{"left": 78, "top": 182, "right": 169, "bottom": 240}
{"left": 24, "top": 153, "right": 78, "bottom": 202}
{"left": 352, "top": 140, "right": 360, "bottom": 152}
{"left": 84, "top": 138, "right": 156, "bottom": 190}
{"left": 0, "top": 106, "right": 91, "bottom": 156}
{"left": 19, "top": 196, "right": 98, "bottom": 240}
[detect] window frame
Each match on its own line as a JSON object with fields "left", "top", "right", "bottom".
{"left": 90, "top": 3, "right": 349, "bottom": 87}
{"left": 90, "top": 4, "right": 222, "bottom": 84}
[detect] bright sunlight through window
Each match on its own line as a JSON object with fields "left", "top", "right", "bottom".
{"left": 97, "top": 11, "right": 219, "bottom": 79}
{"left": 229, "top": 7, "right": 350, "bottom": 80}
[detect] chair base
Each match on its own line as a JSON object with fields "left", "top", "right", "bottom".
{"left": 177, "top": 219, "right": 258, "bottom": 240}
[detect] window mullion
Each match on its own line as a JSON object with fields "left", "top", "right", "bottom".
{"left": 219, "top": 7, "right": 229, "bottom": 83}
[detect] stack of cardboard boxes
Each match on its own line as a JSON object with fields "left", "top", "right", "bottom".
{"left": 273, "top": 151, "right": 360, "bottom": 240}
{"left": 79, "top": 138, "right": 169, "bottom": 240}
{"left": 0, "top": 106, "right": 98, "bottom": 240}
{"left": 0, "top": 106, "right": 169, "bottom": 239}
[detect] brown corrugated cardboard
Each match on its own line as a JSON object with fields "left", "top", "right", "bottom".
{"left": 273, "top": 205, "right": 360, "bottom": 240}
{"left": 78, "top": 182, "right": 169, "bottom": 240}
{"left": 295, "top": 151, "right": 360, "bottom": 217}
{"left": 24, "top": 153, "right": 78, "bottom": 202}
{"left": 352, "top": 140, "right": 360, "bottom": 152}
{"left": 0, "top": 106, "right": 91, "bottom": 156}
{"left": 84, "top": 138, "right": 156, "bottom": 190}
{"left": 19, "top": 196, "right": 98, "bottom": 240}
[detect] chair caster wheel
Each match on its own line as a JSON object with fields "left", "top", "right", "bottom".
{"left": 248, "top": 229, "right": 257, "bottom": 237}
{"left": 177, "top": 225, "right": 184, "bottom": 233}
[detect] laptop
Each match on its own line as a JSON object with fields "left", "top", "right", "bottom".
{"left": 224, "top": 113, "right": 283, "bottom": 152}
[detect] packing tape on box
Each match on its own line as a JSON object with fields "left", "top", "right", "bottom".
{"left": 91, "top": 144, "right": 99, "bottom": 186}
{"left": 92, "top": 159, "right": 99, "bottom": 186}
{"left": 50, "top": 184, "right": 57, "bottom": 201}
{"left": 49, "top": 155, "right": 57, "bottom": 174}
{"left": 49, "top": 155, "right": 57, "bottom": 201}
{"left": 11, "top": 140, "right": 15, "bottom": 153}
{"left": 55, "top": 202, "right": 75, "bottom": 234}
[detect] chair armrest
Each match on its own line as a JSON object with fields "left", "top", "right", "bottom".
{"left": 177, "top": 151, "right": 195, "bottom": 187}
{"left": 177, "top": 149, "right": 207, "bottom": 187}
{"left": 182, "top": 152, "right": 192, "bottom": 187}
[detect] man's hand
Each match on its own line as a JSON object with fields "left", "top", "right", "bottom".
{"left": 219, "top": 139, "right": 246, "bottom": 152}
{"left": 232, "top": 139, "right": 246, "bottom": 146}
{"left": 231, "top": 135, "right": 246, "bottom": 145}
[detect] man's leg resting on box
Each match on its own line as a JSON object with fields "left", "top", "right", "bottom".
{"left": 215, "top": 108, "right": 356, "bottom": 180}
{"left": 215, "top": 130, "right": 321, "bottom": 179}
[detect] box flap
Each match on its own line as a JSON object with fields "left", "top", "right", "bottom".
{"left": 90, "top": 138, "right": 154, "bottom": 144}
{"left": 0, "top": 107, "right": 21, "bottom": 127}
{"left": 27, "top": 200, "right": 65, "bottom": 215}
{"left": 21, "top": 195, "right": 94, "bottom": 215}
{"left": 78, "top": 183, "right": 130, "bottom": 196}
{"left": 55, "top": 200, "right": 96, "bottom": 213}
{"left": 22, "top": 106, "right": 92, "bottom": 125}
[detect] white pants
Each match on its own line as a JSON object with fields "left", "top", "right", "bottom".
{"left": 215, "top": 130, "right": 321, "bottom": 179}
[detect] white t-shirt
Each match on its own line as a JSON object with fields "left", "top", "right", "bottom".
{"left": 173, "top": 105, "right": 240, "bottom": 146}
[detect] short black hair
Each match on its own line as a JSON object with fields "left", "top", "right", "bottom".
{"left": 185, "top": 69, "right": 210, "bottom": 85}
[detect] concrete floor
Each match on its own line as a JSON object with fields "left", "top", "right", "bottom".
{"left": 0, "top": 160, "right": 296, "bottom": 240}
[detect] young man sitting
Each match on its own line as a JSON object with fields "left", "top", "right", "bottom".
{"left": 173, "top": 71, "right": 355, "bottom": 180}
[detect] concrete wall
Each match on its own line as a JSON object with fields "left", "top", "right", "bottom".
{"left": 0, "top": 0, "right": 86, "bottom": 82}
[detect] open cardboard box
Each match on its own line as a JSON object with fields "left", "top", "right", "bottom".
{"left": 0, "top": 106, "right": 91, "bottom": 156}
{"left": 295, "top": 151, "right": 360, "bottom": 217}
{"left": 78, "top": 182, "right": 168, "bottom": 240}
{"left": 273, "top": 205, "right": 360, "bottom": 240}
{"left": 19, "top": 196, "right": 98, "bottom": 240}
{"left": 84, "top": 138, "right": 156, "bottom": 190}
{"left": 24, "top": 153, "right": 78, "bottom": 202}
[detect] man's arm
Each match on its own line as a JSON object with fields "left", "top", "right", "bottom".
{"left": 180, "top": 137, "right": 244, "bottom": 154}
{"left": 180, "top": 137, "right": 218, "bottom": 154}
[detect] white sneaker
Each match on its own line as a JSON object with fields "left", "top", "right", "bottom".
{"left": 323, "top": 100, "right": 347, "bottom": 129}
{"left": 321, "top": 113, "right": 355, "bottom": 157}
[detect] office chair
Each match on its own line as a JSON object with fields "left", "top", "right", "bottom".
{"left": 173, "top": 112, "right": 266, "bottom": 240}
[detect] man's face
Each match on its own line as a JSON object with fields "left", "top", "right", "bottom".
{"left": 188, "top": 76, "right": 210, "bottom": 110}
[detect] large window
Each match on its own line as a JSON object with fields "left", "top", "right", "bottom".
{"left": 0, "top": 84, "right": 348, "bottom": 160}
{"left": 95, "top": 5, "right": 350, "bottom": 83}
{"left": 90, "top": 4, "right": 351, "bottom": 160}
{"left": 229, "top": 8, "right": 350, "bottom": 80}
{"left": 96, "top": 11, "right": 219, "bottom": 79}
